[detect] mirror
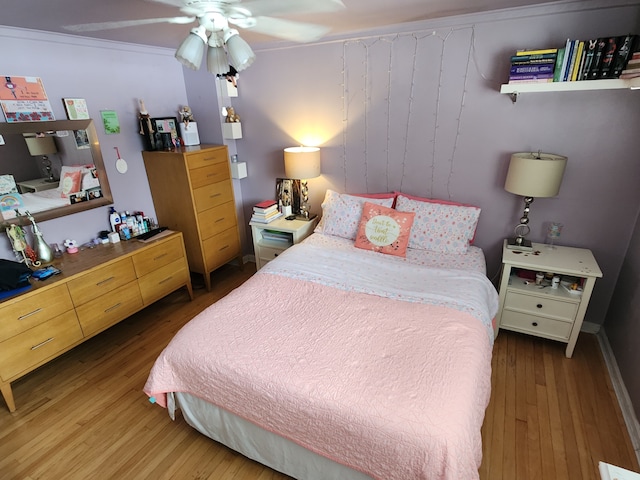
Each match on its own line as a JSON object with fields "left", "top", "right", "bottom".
{"left": 0, "top": 119, "right": 113, "bottom": 224}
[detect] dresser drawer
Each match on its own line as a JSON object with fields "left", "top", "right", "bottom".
{"left": 193, "top": 181, "right": 234, "bottom": 213}
{"left": 203, "top": 227, "right": 241, "bottom": 270}
{"left": 198, "top": 201, "right": 237, "bottom": 240}
{"left": 133, "top": 236, "right": 184, "bottom": 278}
{"left": 504, "top": 291, "right": 578, "bottom": 322}
{"left": 186, "top": 148, "right": 227, "bottom": 170}
{"left": 500, "top": 310, "right": 573, "bottom": 340}
{"left": 190, "top": 162, "right": 229, "bottom": 189}
{"left": 75, "top": 282, "right": 143, "bottom": 337}
{"left": 67, "top": 258, "right": 137, "bottom": 306}
{"left": 0, "top": 310, "right": 83, "bottom": 381}
{"left": 0, "top": 284, "right": 74, "bottom": 342}
{"left": 138, "top": 258, "right": 189, "bottom": 305}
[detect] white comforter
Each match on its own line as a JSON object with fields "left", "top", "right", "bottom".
{"left": 144, "top": 235, "right": 499, "bottom": 480}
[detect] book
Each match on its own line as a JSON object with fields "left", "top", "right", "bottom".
{"left": 612, "top": 34, "right": 638, "bottom": 77}
{"left": 252, "top": 208, "right": 281, "bottom": 219}
{"left": 570, "top": 41, "right": 585, "bottom": 81}
{"left": 250, "top": 212, "right": 283, "bottom": 223}
{"left": 553, "top": 47, "right": 566, "bottom": 82}
{"left": 509, "top": 73, "right": 555, "bottom": 81}
{"left": 254, "top": 199, "right": 277, "bottom": 209}
{"left": 581, "top": 39, "right": 598, "bottom": 80}
{"left": 598, "top": 461, "right": 640, "bottom": 480}
{"left": 588, "top": 38, "right": 608, "bottom": 79}
{"left": 253, "top": 204, "right": 279, "bottom": 214}
{"left": 563, "top": 39, "right": 578, "bottom": 81}
{"left": 510, "top": 53, "right": 557, "bottom": 64}
{"left": 598, "top": 37, "right": 619, "bottom": 78}
{"left": 558, "top": 39, "right": 573, "bottom": 81}
{"left": 515, "top": 48, "right": 558, "bottom": 56}
{"left": 507, "top": 78, "right": 555, "bottom": 84}
{"left": 510, "top": 64, "right": 555, "bottom": 75}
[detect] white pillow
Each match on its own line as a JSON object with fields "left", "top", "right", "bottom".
{"left": 314, "top": 189, "right": 395, "bottom": 240}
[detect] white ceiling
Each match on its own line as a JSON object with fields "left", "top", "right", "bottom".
{"left": 1, "top": 0, "right": 563, "bottom": 49}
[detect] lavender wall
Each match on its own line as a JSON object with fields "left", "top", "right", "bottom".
{"left": 0, "top": 26, "right": 189, "bottom": 258}
{"left": 231, "top": 3, "right": 640, "bottom": 327}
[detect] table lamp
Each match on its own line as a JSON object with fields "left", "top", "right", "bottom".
{"left": 284, "top": 146, "right": 321, "bottom": 220}
{"left": 25, "top": 135, "right": 58, "bottom": 182}
{"left": 504, "top": 151, "right": 567, "bottom": 251}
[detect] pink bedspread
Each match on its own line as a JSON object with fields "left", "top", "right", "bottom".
{"left": 144, "top": 273, "right": 493, "bottom": 480}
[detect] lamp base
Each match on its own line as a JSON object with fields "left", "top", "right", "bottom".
{"left": 293, "top": 212, "right": 317, "bottom": 222}
{"left": 506, "top": 237, "right": 533, "bottom": 251}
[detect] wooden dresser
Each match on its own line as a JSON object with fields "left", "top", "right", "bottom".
{"left": 142, "top": 145, "right": 241, "bottom": 291}
{"left": 0, "top": 231, "right": 192, "bottom": 412}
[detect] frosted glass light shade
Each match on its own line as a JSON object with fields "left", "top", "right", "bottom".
{"left": 207, "top": 45, "right": 229, "bottom": 75}
{"left": 505, "top": 152, "right": 567, "bottom": 197}
{"left": 25, "top": 136, "right": 57, "bottom": 156}
{"left": 225, "top": 32, "right": 255, "bottom": 71}
{"left": 284, "top": 146, "right": 321, "bottom": 179}
{"left": 175, "top": 26, "right": 207, "bottom": 70}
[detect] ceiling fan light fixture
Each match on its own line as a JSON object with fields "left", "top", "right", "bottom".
{"left": 175, "top": 24, "right": 207, "bottom": 70}
{"left": 223, "top": 29, "right": 255, "bottom": 72}
{"left": 207, "top": 34, "right": 229, "bottom": 75}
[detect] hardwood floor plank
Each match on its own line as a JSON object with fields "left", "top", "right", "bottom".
{"left": 1, "top": 264, "right": 638, "bottom": 480}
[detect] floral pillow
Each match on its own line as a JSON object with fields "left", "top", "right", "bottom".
{"left": 354, "top": 202, "right": 415, "bottom": 257}
{"left": 315, "top": 190, "right": 395, "bottom": 240}
{"left": 59, "top": 170, "right": 82, "bottom": 198}
{"left": 395, "top": 194, "right": 481, "bottom": 254}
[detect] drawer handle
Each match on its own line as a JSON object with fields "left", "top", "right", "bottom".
{"left": 153, "top": 253, "right": 168, "bottom": 261}
{"left": 203, "top": 156, "right": 216, "bottom": 162}
{"left": 536, "top": 304, "right": 543, "bottom": 309}
{"left": 159, "top": 276, "right": 173, "bottom": 284}
{"left": 31, "top": 337, "right": 54, "bottom": 350}
{"left": 210, "top": 193, "right": 222, "bottom": 198}
{"left": 104, "top": 302, "right": 122, "bottom": 313}
{"left": 219, "top": 244, "right": 230, "bottom": 251}
{"left": 215, "top": 217, "right": 226, "bottom": 223}
{"left": 18, "top": 308, "right": 43, "bottom": 320}
{"left": 97, "top": 276, "right": 115, "bottom": 286}
{"left": 532, "top": 322, "right": 538, "bottom": 327}
{"left": 207, "top": 173, "right": 219, "bottom": 178}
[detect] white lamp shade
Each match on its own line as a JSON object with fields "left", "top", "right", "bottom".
{"left": 207, "top": 45, "right": 229, "bottom": 75}
{"left": 175, "top": 26, "right": 207, "bottom": 70}
{"left": 225, "top": 33, "right": 255, "bottom": 71}
{"left": 505, "top": 152, "right": 567, "bottom": 197}
{"left": 25, "top": 136, "right": 57, "bottom": 156}
{"left": 284, "top": 146, "right": 321, "bottom": 179}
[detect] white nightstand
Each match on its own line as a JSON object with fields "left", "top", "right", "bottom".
{"left": 496, "top": 240, "right": 602, "bottom": 358}
{"left": 250, "top": 216, "right": 318, "bottom": 270}
{"left": 17, "top": 178, "right": 59, "bottom": 193}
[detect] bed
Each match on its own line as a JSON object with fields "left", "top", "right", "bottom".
{"left": 144, "top": 191, "right": 499, "bottom": 480}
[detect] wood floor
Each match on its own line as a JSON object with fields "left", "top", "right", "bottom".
{"left": 1, "top": 262, "right": 638, "bottom": 479}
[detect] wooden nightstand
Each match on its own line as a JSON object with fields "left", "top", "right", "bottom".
{"left": 496, "top": 240, "right": 602, "bottom": 358}
{"left": 17, "top": 178, "right": 59, "bottom": 193}
{"left": 250, "top": 216, "right": 318, "bottom": 270}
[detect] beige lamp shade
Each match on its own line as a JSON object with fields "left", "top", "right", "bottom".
{"left": 284, "top": 146, "right": 321, "bottom": 179}
{"left": 504, "top": 152, "right": 567, "bottom": 198}
{"left": 25, "top": 136, "right": 57, "bottom": 156}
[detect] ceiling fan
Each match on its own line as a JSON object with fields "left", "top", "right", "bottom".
{"left": 64, "top": 0, "right": 346, "bottom": 74}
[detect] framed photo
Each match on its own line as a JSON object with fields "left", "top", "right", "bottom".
{"left": 74, "top": 129, "right": 90, "bottom": 149}
{"left": 275, "top": 178, "right": 301, "bottom": 214}
{"left": 62, "top": 98, "right": 90, "bottom": 120}
{"left": 145, "top": 116, "right": 178, "bottom": 151}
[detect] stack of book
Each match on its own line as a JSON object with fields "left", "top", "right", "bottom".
{"left": 508, "top": 48, "right": 558, "bottom": 84}
{"left": 251, "top": 200, "right": 282, "bottom": 223}
{"left": 508, "top": 34, "right": 639, "bottom": 84}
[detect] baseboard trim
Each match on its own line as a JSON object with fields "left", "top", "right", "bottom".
{"left": 581, "top": 321, "right": 601, "bottom": 334}
{"left": 596, "top": 329, "right": 640, "bottom": 464}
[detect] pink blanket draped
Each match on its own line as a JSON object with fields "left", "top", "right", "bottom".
{"left": 144, "top": 273, "right": 492, "bottom": 480}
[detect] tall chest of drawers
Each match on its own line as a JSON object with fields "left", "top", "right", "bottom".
{"left": 142, "top": 145, "right": 241, "bottom": 291}
{"left": 0, "top": 232, "right": 192, "bottom": 412}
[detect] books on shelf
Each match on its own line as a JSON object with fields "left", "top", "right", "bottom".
{"left": 507, "top": 33, "right": 640, "bottom": 85}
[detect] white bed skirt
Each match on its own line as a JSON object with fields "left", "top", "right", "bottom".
{"left": 174, "top": 392, "right": 373, "bottom": 480}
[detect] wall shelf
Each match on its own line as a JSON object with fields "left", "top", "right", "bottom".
{"left": 500, "top": 77, "right": 640, "bottom": 101}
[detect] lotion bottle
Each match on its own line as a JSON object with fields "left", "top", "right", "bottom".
{"left": 109, "top": 207, "right": 121, "bottom": 232}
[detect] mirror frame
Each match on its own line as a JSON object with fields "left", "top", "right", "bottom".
{"left": 0, "top": 119, "right": 113, "bottom": 224}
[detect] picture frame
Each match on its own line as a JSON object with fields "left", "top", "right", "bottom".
{"left": 62, "top": 98, "right": 90, "bottom": 120}
{"left": 143, "top": 116, "right": 179, "bottom": 151}
{"left": 74, "top": 129, "right": 90, "bottom": 149}
{"left": 275, "top": 178, "right": 301, "bottom": 214}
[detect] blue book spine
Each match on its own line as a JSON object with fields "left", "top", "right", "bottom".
{"left": 510, "top": 64, "right": 555, "bottom": 75}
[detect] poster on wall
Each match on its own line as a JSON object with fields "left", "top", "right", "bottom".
{"left": 0, "top": 76, "right": 55, "bottom": 122}
{"left": 100, "top": 109, "right": 121, "bottom": 134}
{"left": 63, "top": 98, "right": 90, "bottom": 120}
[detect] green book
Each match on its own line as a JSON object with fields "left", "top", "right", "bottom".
{"left": 553, "top": 47, "right": 566, "bottom": 82}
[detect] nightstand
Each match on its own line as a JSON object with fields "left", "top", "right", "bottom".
{"left": 250, "top": 216, "right": 318, "bottom": 270}
{"left": 496, "top": 240, "right": 602, "bottom": 358}
{"left": 17, "top": 178, "right": 59, "bottom": 193}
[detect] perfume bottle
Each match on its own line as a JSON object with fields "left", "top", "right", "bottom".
{"left": 27, "top": 211, "right": 54, "bottom": 263}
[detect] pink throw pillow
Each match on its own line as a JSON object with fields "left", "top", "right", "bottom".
{"left": 59, "top": 170, "right": 82, "bottom": 197}
{"left": 354, "top": 202, "right": 415, "bottom": 257}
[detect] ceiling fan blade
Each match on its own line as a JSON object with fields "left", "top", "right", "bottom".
{"left": 146, "top": 0, "right": 186, "bottom": 8}
{"left": 234, "top": 16, "right": 331, "bottom": 43}
{"left": 237, "top": 0, "right": 345, "bottom": 17}
{"left": 64, "top": 16, "right": 195, "bottom": 32}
